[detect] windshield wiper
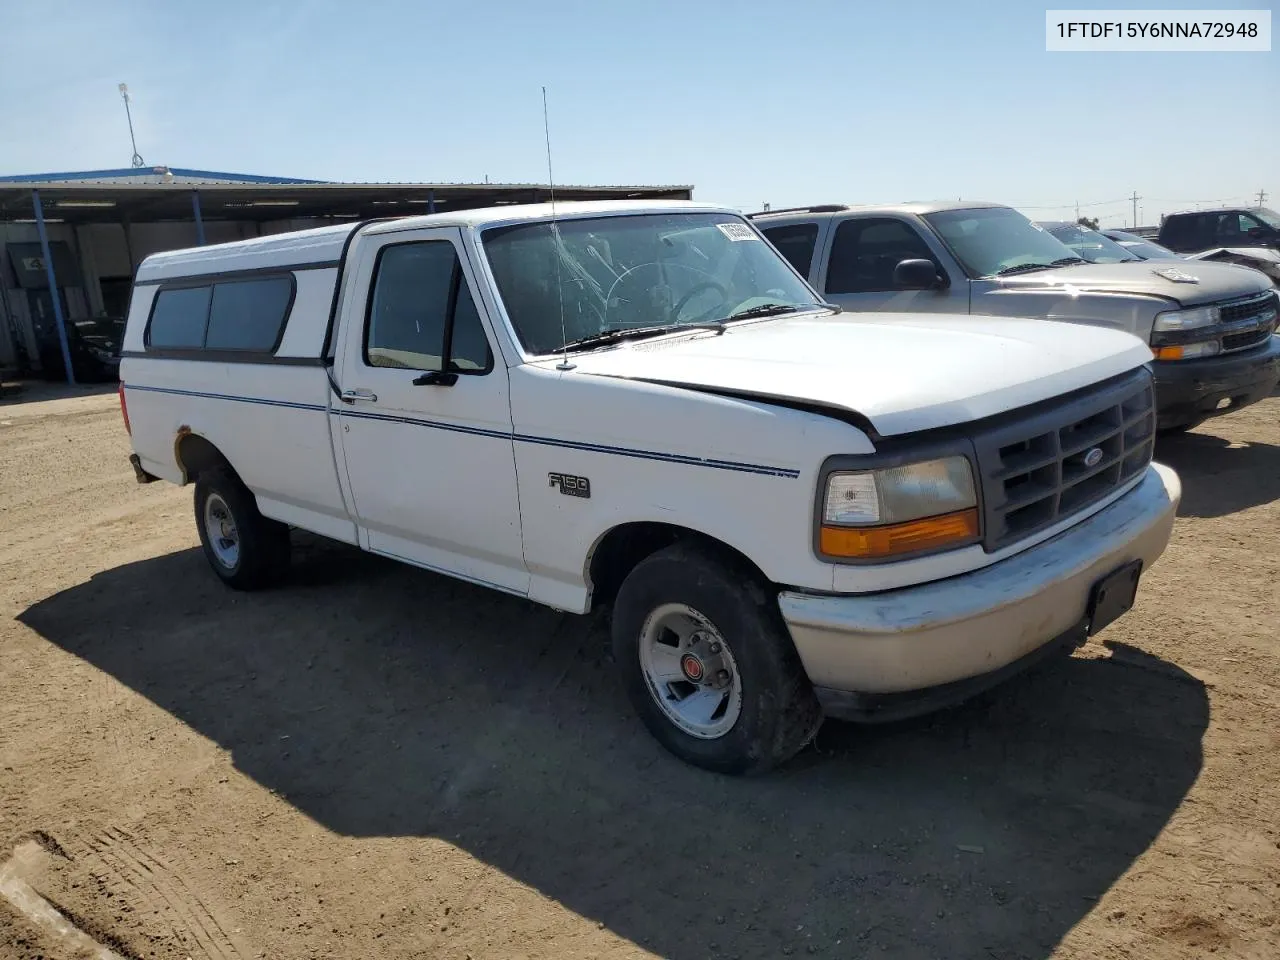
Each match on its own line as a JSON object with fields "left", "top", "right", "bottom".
{"left": 561, "top": 302, "right": 835, "bottom": 352}
{"left": 722, "top": 302, "right": 832, "bottom": 322}
{"left": 993, "top": 256, "right": 1087, "bottom": 277}
{"left": 993, "top": 263, "right": 1053, "bottom": 276}
{"left": 562, "top": 322, "right": 726, "bottom": 352}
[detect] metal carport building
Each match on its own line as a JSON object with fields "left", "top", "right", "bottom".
{"left": 0, "top": 167, "right": 693, "bottom": 382}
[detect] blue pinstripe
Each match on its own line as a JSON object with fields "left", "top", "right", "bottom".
{"left": 123, "top": 383, "right": 801, "bottom": 479}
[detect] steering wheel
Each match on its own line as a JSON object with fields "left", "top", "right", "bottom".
{"left": 603, "top": 261, "right": 725, "bottom": 327}
{"left": 672, "top": 280, "right": 730, "bottom": 322}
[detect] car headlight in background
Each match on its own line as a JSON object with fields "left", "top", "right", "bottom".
{"left": 820, "top": 456, "right": 979, "bottom": 560}
{"left": 1152, "top": 305, "right": 1219, "bottom": 333}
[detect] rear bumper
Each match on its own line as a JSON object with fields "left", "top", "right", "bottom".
{"left": 1152, "top": 336, "right": 1280, "bottom": 429}
{"left": 777, "top": 462, "right": 1180, "bottom": 722}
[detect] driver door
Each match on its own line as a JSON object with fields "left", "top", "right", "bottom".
{"left": 333, "top": 227, "right": 527, "bottom": 596}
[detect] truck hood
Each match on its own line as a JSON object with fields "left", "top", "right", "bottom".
{"left": 557, "top": 312, "right": 1153, "bottom": 437}
{"left": 997, "top": 259, "right": 1272, "bottom": 306}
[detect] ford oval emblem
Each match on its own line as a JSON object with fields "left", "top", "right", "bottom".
{"left": 1153, "top": 266, "right": 1199, "bottom": 284}
{"left": 1083, "top": 447, "right": 1104, "bottom": 468}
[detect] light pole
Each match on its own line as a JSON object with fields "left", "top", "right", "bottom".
{"left": 119, "top": 83, "right": 144, "bottom": 168}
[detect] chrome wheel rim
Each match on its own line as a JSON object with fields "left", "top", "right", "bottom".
{"left": 203, "top": 493, "right": 240, "bottom": 569}
{"left": 638, "top": 603, "right": 743, "bottom": 740}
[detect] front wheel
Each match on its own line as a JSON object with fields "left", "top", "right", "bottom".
{"left": 194, "top": 471, "right": 291, "bottom": 590}
{"left": 612, "top": 542, "right": 822, "bottom": 774}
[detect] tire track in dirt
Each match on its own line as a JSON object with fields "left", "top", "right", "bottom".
{"left": 68, "top": 827, "right": 246, "bottom": 960}
{"left": 0, "top": 840, "right": 131, "bottom": 960}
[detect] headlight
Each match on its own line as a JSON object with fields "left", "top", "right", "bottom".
{"left": 1153, "top": 305, "right": 1219, "bottom": 333}
{"left": 820, "top": 456, "right": 979, "bottom": 560}
{"left": 1152, "top": 341, "right": 1221, "bottom": 361}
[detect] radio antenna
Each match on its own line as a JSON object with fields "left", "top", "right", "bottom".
{"left": 543, "top": 86, "right": 574, "bottom": 372}
{"left": 118, "top": 83, "right": 144, "bottom": 168}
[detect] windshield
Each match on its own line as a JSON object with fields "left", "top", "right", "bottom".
{"left": 1042, "top": 224, "right": 1140, "bottom": 263}
{"left": 1253, "top": 208, "right": 1280, "bottom": 230}
{"left": 481, "top": 212, "right": 822, "bottom": 354}
{"left": 1105, "top": 232, "right": 1180, "bottom": 260}
{"left": 923, "top": 207, "right": 1083, "bottom": 278}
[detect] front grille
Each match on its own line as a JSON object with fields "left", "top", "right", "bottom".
{"left": 972, "top": 368, "right": 1155, "bottom": 552}
{"left": 1222, "top": 327, "right": 1271, "bottom": 352}
{"left": 1219, "top": 290, "right": 1277, "bottom": 326}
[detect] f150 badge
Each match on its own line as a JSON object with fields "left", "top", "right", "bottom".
{"left": 549, "top": 472, "right": 591, "bottom": 498}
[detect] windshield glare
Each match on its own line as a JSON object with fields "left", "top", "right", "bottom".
{"left": 1106, "top": 232, "right": 1179, "bottom": 260}
{"left": 1254, "top": 208, "right": 1280, "bottom": 230}
{"left": 923, "top": 207, "right": 1082, "bottom": 278}
{"left": 1043, "top": 224, "right": 1139, "bottom": 263}
{"left": 482, "top": 213, "right": 820, "bottom": 354}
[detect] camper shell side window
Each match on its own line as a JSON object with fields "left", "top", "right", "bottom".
{"left": 144, "top": 273, "right": 297, "bottom": 357}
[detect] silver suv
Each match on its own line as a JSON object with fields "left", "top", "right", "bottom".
{"left": 751, "top": 202, "right": 1279, "bottom": 433}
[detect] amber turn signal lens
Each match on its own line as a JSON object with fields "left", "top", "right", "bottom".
{"left": 820, "top": 508, "right": 980, "bottom": 559}
{"left": 1153, "top": 346, "right": 1183, "bottom": 361}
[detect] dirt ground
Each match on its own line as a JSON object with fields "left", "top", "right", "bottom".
{"left": 1, "top": 380, "right": 1277, "bottom": 960}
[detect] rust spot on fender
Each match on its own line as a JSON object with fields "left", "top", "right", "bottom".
{"left": 173, "top": 426, "right": 193, "bottom": 484}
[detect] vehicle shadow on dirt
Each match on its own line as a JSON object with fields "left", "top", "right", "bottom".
{"left": 1155, "top": 431, "right": 1280, "bottom": 517}
{"left": 20, "top": 537, "right": 1208, "bottom": 960}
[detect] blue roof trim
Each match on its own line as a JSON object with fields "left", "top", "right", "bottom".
{"left": 0, "top": 167, "right": 328, "bottom": 184}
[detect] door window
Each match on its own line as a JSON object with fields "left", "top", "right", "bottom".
{"left": 762, "top": 223, "right": 820, "bottom": 278}
{"left": 365, "top": 241, "right": 492, "bottom": 373}
{"left": 1237, "top": 212, "right": 1268, "bottom": 241}
{"left": 1209, "top": 213, "right": 1245, "bottom": 245}
{"left": 826, "top": 218, "right": 940, "bottom": 294}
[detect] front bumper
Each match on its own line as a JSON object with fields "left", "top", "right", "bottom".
{"left": 778, "top": 462, "right": 1180, "bottom": 722}
{"left": 1152, "top": 335, "right": 1280, "bottom": 429}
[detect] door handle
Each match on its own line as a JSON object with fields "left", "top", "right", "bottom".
{"left": 340, "top": 388, "right": 378, "bottom": 404}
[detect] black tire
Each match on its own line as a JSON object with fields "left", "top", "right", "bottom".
{"left": 611, "top": 541, "right": 822, "bottom": 775}
{"left": 193, "top": 470, "right": 291, "bottom": 590}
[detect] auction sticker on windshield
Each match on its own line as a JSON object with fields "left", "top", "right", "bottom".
{"left": 1046, "top": 9, "right": 1270, "bottom": 51}
{"left": 717, "top": 222, "right": 758, "bottom": 242}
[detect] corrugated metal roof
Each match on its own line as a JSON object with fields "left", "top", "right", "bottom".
{"left": 0, "top": 166, "right": 692, "bottom": 192}
{"left": 0, "top": 167, "right": 326, "bottom": 185}
{"left": 0, "top": 173, "right": 695, "bottom": 225}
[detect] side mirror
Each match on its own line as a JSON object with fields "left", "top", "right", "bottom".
{"left": 893, "top": 259, "right": 945, "bottom": 290}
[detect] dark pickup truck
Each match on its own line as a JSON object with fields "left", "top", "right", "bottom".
{"left": 1158, "top": 207, "right": 1280, "bottom": 254}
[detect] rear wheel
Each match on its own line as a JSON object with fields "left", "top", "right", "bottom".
{"left": 194, "top": 471, "right": 291, "bottom": 590}
{"left": 612, "top": 542, "right": 822, "bottom": 774}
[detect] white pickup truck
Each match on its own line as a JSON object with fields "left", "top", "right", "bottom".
{"left": 119, "top": 200, "right": 1181, "bottom": 774}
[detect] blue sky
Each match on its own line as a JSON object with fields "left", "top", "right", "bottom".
{"left": 1, "top": 0, "right": 1275, "bottom": 226}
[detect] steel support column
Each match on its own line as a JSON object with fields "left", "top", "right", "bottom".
{"left": 31, "top": 189, "right": 76, "bottom": 385}
{"left": 192, "top": 190, "right": 206, "bottom": 245}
